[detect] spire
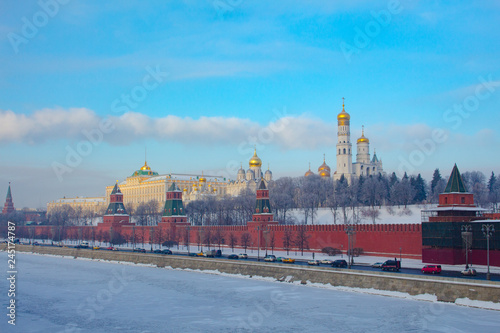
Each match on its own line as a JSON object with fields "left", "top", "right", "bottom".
{"left": 323, "top": 153, "right": 326, "bottom": 162}
{"left": 6, "top": 183, "right": 11, "bottom": 200}
{"left": 444, "top": 164, "right": 468, "bottom": 193}
{"left": 342, "top": 97, "right": 345, "bottom": 111}
{"left": 111, "top": 182, "right": 122, "bottom": 195}
{"left": 362, "top": 125, "right": 364, "bottom": 136}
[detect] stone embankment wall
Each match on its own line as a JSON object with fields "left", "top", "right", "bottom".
{"left": 4, "top": 244, "right": 499, "bottom": 304}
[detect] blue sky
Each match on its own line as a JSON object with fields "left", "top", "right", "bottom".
{"left": 1, "top": 0, "right": 500, "bottom": 208}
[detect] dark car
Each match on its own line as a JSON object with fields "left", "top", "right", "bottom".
{"left": 162, "top": 249, "right": 173, "bottom": 255}
{"left": 227, "top": 254, "right": 239, "bottom": 259}
{"left": 381, "top": 260, "right": 401, "bottom": 272}
{"left": 188, "top": 252, "right": 197, "bottom": 256}
{"left": 133, "top": 248, "right": 146, "bottom": 253}
{"left": 332, "top": 259, "right": 348, "bottom": 268}
{"left": 153, "top": 249, "right": 162, "bottom": 254}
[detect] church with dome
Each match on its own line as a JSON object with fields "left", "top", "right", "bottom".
{"left": 227, "top": 148, "right": 273, "bottom": 195}
{"left": 305, "top": 100, "right": 384, "bottom": 182}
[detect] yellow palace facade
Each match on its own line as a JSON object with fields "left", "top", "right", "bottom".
{"left": 47, "top": 149, "right": 273, "bottom": 213}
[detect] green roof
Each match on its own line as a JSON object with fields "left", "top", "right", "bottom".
{"left": 444, "top": 164, "right": 468, "bottom": 193}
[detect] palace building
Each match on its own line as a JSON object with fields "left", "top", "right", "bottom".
{"left": 47, "top": 149, "right": 273, "bottom": 213}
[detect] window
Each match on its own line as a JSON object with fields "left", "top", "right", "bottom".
{"left": 445, "top": 197, "right": 448, "bottom": 204}
{"left": 343, "top": 148, "right": 346, "bottom": 154}
{"left": 461, "top": 197, "right": 465, "bottom": 204}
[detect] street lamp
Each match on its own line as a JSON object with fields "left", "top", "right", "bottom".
{"left": 400, "top": 247, "right": 402, "bottom": 263}
{"left": 256, "top": 226, "right": 261, "bottom": 261}
{"left": 345, "top": 226, "right": 355, "bottom": 269}
{"left": 482, "top": 224, "right": 495, "bottom": 281}
{"left": 461, "top": 225, "right": 472, "bottom": 269}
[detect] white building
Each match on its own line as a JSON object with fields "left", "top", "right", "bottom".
{"left": 333, "top": 101, "right": 384, "bottom": 182}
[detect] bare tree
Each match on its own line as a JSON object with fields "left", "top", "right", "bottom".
{"left": 283, "top": 228, "right": 293, "bottom": 255}
{"left": 229, "top": 232, "right": 237, "bottom": 252}
{"left": 294, "top": 224, "right": 310, "bottom": 255}
{"left": 240, "top": 232, "right": 251, "bottom": 253}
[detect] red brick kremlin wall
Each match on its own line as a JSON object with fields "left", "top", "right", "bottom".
{"left": 8, "top": 223, "right": 422, "bottom": 259}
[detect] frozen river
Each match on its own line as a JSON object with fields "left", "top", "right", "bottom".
{"left": 1, "top": 252, "right": 499, "bottom": 332}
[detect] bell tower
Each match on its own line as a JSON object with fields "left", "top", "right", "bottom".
{"left": 334, "top": 98, "right": 353, "bottom": 182}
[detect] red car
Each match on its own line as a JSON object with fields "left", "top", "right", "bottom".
{"left": 422, "top": 265, "right": 441, "bottom": 274}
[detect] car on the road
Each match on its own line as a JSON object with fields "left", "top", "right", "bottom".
{"left": 332, "top": 259, "right": 348, "bottom": 268}
{"left": 133, "top": 248, "right": 146, "bottom": 253}
{"left": 153, "top": 249, "right": 163, "bottom": 254}
{"left": 282, "top": 258, "right": 295, "bottom": 263}
{"left": 381, "top": 260, "right": 401, "bottom": 272}
{"left": 197, "top": 252, "right": 205, "bottom": 257}
{"left": 227, "top": 254, "right": 239, "bottom": 259}
{"left": 264, "top": 255, "right": 277, "bottom": 262}
{"left": 93, "top": 246, "right": 100, "bottom": 250}
{"left": 320, "top": 259, "right": 333, "bottom": 265}
{"left": 422, "top": 265, "right": 441, "bottom": 274}
{"left": 106, "top": 246, "right": 118, "bottom": 251}
{"left": 371, "top": 262, "right": 383, "bottom": 268}
{"left": 162, "top": 249, "right": 173, "bottom": 255}
{"left": 188, "top": 252, "right": 197, "bottom": 256}
{"left": 33, "top": 241, "right": 40, "bottom": 246}
{"left": 238, "top": 253, "right": 248, "bottom": 259}
{"left": 461, "top": 267, "right": 477, "bottom": 276}
{"left": 308, "top": 260, "right": 321, "bottom": 266}
{"left": 276, "top": 257, "right": 284, "bottom": 262}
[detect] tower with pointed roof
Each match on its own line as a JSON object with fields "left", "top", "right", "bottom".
{"left": 102, "top": 182, "right": 131, "bottom": 225}
{"left": 161, "top": 182, "right": 189, "bottom": 232}
{"left": 438, "top": 164, "right": 475, "bottom": 208}
{"left": 2, "top": 183, "right": 15, "bottom": 214}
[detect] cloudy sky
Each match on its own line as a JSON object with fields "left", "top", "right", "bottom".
{"left": 1, "top": 0, "right": 500, "bottom": 208}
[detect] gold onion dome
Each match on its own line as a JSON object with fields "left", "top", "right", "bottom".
{"left": 305, "top": 163, "right": 314, "bottom": 177}
{"left": 337, "top": 98, "right": 350, "bottom": 125}
{"left": 318, "top": 154, "right": 331, "bottom": 173}
{"left": 249, "top": 148, "right": 262, "bottom": 168}
{"left": 357, "top": 126, "right": 369, "bottom": 144}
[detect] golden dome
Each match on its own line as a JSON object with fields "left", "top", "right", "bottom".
{"left": 305, "top": 163, "right": 314, "bottom": 177}
{"left": 357, "top": 126, "right": 369, "bottom": 144}
{"left": 337, "top": 98, "right": 350, "bottom": 125}
{"left": 319, "top": 169, "right": 330, "bottom": 178}
{"left": 249, "top": 148, "right": 262, "bottom": 168}
{"left": 140, "top": 161, "right": 151, "bottom": 171}
{"left": 199, "top": 172, "right": 206, "bottom": 183}
{"left": 318, "top": 154, "right": 331, "bottom": 173}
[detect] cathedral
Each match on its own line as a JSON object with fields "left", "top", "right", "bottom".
{"left": 306, "top": 101, "right": 384, "bottom": 182}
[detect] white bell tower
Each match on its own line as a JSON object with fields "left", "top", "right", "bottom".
{"left": 334, "top": 98, "right": 353, "bottom": 182}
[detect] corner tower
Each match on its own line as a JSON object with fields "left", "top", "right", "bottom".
{"left": 334, "top": 99, "right": 353, "bottom": 182}
{"left": 2, "top": 183, "right": 15, "bottom": 214}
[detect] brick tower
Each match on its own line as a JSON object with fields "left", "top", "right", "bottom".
{"left": 102, "top": 183, "right": 132, "bottom": 225}
{"left": 2, "top": 183, "right": 15, "bottom": 214}
{"left": 160, "top": 182, "right": 189, "bottom": 237}
{"left": 248, "top": 179, "right": 278, "bottom": 250}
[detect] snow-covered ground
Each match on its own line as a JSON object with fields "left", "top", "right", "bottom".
{"left": 289, "top": 204, "right": 435, "bottom": 225}
{"left": 1, "top": 252, "right": 499, "bottom": 333}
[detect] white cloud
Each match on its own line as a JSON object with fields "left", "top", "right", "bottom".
{"left": 0, "top": 108, "right": 335, "bottom": 150}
